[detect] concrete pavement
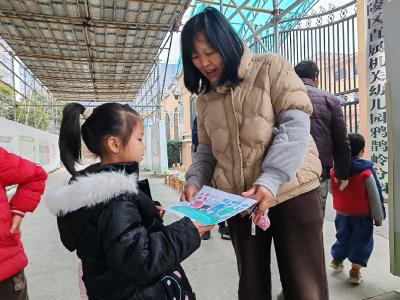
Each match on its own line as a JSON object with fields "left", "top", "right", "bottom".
{"left": 19, "top": 168, "right": 400, "bottom": 299}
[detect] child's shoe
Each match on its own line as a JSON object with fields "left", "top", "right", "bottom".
{"left": 330, "top": 259, "right": 344, "bottom": 272}
{"left": 277, "top": 290, "right": 284, "bottom": 300}
{"left": 349, "top": 268, "right": 363, "bottom": 285}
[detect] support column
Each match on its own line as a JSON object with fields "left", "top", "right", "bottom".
{"left": 356, "top": 0, "right": 368, "bottom": 156}
{"left": 11, "top": 56, "right": 16, "bottom": 121}
{"left": 384, "top": 0, "right": 400, "bottom": 277}
{"left": 273, "top": 0, "right": 280, "bottom": 53}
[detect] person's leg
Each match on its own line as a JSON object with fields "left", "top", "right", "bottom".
{"left": 347, "top": 216, "right": 374, "bottom": 284}
{"left": 227, "top": 214, "right": 272, "bottom": 300}
{"left": 271, "top": 189, "right": 329, "bottom": 300}
{"left": 318, "top": 179, "right": 329, "bottom": 218}
{"left": 347, "top": 216, "right": 374, "bottom": 267}
{"left": 331, "top": 214, "right": 352, "bottom": 264}
{"left": 200, "top": 231, "right": 211, "bottom": 240}
{"left": 218, "top": 221, "right": 230, "bottom": 240}
{"left": 0, "top": 270, "right": 29, "bottom": 300}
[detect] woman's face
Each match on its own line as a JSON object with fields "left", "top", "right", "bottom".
{"left": 191, "top": 32, "right": 225, "bottom": 85}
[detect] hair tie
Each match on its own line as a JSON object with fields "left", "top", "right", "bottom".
{"left": 81, "top": 108, "right": 93, "bottom": 120}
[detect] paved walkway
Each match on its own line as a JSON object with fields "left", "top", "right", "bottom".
{"left": 20, "top": 168, "right": 400, "bottom": 299}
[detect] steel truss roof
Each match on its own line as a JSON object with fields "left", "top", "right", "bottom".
{"left": 176, "top": 0, "right": 317, "bottom": 74}
{"left": 0, "top": 0, "right": 190, "bottom": 102}
{"left": 192, "top": 0, "right": 318, "bottom": 38}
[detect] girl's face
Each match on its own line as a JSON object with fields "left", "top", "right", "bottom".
{"left": 122, "top": 122, "right": 145, "bottom": 163}
{"left": 191, "top": 32, "right": 225, "bottom": 85}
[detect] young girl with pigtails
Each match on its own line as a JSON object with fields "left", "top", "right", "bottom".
{"left": 46, "top": 102, "right": 212, "bottom": 300}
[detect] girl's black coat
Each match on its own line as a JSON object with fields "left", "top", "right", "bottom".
{"left": 52, "top": 162, "right": 200, "bottom": 299}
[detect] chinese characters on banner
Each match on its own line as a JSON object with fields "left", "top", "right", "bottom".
{"left": 366, "top": 0, "right": 388, "bottom": 194}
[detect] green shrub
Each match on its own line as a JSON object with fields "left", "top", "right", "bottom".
{"left": 167, "top": 140, "right": 181, "bottom": 168}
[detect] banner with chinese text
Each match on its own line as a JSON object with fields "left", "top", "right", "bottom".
{"left": 366, "top": 0, "right": 388, "bottom": 195}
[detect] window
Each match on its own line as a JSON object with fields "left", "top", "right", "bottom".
{"left": 173, "top": 108, "right": 179, "bottom": 140}
{"left": 334, "top": 64, "right": 358, "bottom": 81}
{"left": 165, "top": 113, "right": 171, "bottom": 140}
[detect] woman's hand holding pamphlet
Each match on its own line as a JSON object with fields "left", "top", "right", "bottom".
{"left": 167, "top": 186, "right": 269, "bottom": 230}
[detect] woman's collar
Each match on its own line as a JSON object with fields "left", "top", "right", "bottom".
{"left": 237, "top": 43, "right": 252, "bottom": 79}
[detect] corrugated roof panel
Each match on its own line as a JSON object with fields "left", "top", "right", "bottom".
{"left": 0, "top": 0, "right": 189, "bottom": 102}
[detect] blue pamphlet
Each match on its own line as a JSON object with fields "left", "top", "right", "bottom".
{"left": 166, "top": 186, "right": 257, "bottom": 225}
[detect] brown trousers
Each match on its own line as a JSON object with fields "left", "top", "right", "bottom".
{"left": 228, "top": 189, "right": 328, "bottom": 300}
{"left": 0, "top": 271, "right": 29, "bottom": 300}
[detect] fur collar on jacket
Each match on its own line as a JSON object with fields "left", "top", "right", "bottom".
{"left": 46, "top": 164, "right": 138, "bottom": 217}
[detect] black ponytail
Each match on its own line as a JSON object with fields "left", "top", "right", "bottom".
{"left": 59, "top": 103, "right": 85, "bottom": 176}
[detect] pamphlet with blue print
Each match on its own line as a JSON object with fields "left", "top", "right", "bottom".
{"left": 166, "top": 186, "right": 256, "bottom": 225}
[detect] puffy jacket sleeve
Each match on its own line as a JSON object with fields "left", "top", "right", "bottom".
{"left": 253, "top": 55, "right": 315, "bottom": 196}
{"left": 329, "top": 95, "right": 351, "bottom": 179}
{"left": 0, "top": 147, "right": 47, "bottom": 215}
{"left": 268, "top": 55, "right": 313, "bottom": 116}
{"left": 97, "top": 195, "right": 201, "bottom": 281}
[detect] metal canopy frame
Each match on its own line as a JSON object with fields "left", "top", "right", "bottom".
{"left": 0, "top": 0, "right": 321, "bottom": 128}
{"left": 176, "top": 0, "right": 317, "bottom": 74}
{"left": 191, "top": 0, "right": 318, "bottom": 40}
{"left": 0, "top": 0, "right": 191, "bottom": 104}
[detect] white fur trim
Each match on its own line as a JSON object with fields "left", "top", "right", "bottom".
{"left": 45, "top": 171, "right": 138, "bottom": 216}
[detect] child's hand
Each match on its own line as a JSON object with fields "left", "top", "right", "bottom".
{"left": 10, "top": 215, "right": 23, "bottom": 233}
{"left": 191, "top": 221, "right": 214, "bottom": 236}
{"left": 374, "top": 219, "right": 382, "bottom": 226}
{"left": 155, "top": 205, "right": 165, "bottom": 218}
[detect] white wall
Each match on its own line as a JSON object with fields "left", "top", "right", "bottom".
{"left": 0, "top": 117, "right": 60, "bottom": 172}
{"left": 151, "top": 120, "right": 168, "bottom": 175}
{"left": 143, "top": 125, "right": 153, "bottom": 171}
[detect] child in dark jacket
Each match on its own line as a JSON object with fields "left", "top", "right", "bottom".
{"left": 46, "top": 103, "right": 213, "bottom": 300}
{"left": 329, "top": 133, "right": 385, "bottom": 284}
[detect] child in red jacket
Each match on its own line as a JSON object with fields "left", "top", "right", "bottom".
{"left": 0, "top": 147, "right": 47, "bottom": 300}
{"left": 330, "top": 134, "right": 385, "bottom": 285}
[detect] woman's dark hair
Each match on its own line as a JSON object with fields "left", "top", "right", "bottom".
{"left": 181, "top": 7, "right": 244, "bottom": 94}
{"left": 59, "top": 102, "right": 142, "bottom": 176}
{"left": 348, "top": 133, "right": 365, "bottom": 157}
{"left": 294, "top": 60, "right": 320, "bottom": 79}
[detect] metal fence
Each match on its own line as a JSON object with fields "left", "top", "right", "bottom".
{"left": 338, "top": 89, "right": 360, "bottom": 134}
{"left": 252, "top": 1, "right": 359, "bottom": 133}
